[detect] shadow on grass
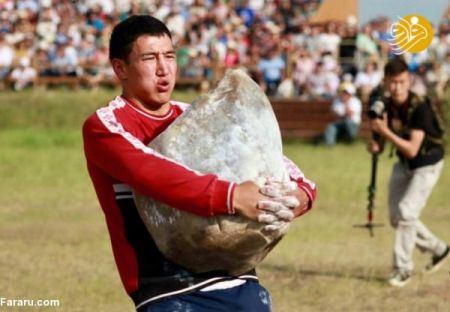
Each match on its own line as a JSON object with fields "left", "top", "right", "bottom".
{"left": 260, "top": 262, "right": 386, "bottom": 284}
{"left": 283, "top": 136, "right": 368, "bottom": 147}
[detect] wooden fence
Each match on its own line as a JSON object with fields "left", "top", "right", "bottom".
{"left": 270, "top": 98, "right": 371, "bottom": 139}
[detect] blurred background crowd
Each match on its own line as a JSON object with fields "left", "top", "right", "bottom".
{"left": 1, "top": 0, "right": 450, "bottom": 103}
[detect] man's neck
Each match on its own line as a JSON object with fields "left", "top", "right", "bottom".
{"left": 392, "top": 93, "right": 410, "bottom": 108}
{"left": 122, "top": 94, "right": 171, "bottom": 116}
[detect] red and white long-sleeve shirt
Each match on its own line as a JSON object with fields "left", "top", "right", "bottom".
{"left": 82, "top": 95, "right": 316, "bottom": 308}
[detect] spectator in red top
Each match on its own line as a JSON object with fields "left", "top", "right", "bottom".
{"left": 224, "top": 40, "right": 240, "bottom": 68}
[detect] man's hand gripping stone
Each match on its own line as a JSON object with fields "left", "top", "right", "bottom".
{"left": 233, "top": 180, "right": 301, "bottom": 232}
{"left": 258, "top": 180, "right": 300, "bottom": 231}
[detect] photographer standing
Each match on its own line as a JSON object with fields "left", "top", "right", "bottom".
{"left": 368, "top": 58, "right": 449, "bottom": 287}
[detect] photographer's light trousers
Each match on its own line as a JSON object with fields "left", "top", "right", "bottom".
{"left": 388, "top": 160, "right": 446, "bottom": 272}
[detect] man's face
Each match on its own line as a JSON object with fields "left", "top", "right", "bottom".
{"left": 117, "top": 34, "right": 177, "bottom": 108}
{"left": 340, "top": 91, "right": 351, "bottom": 102}
{"left": 385, "top": 71, "right": 411, "bottom": 105}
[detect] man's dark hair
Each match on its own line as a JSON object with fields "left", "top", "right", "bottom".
{"left": 109, "top": 15, "right": 172, "bottom": 61}
{"left": 384, "top": 58, "right": 409, "bottom": 77}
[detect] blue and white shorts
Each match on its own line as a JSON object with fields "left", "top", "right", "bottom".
{"left": 141, "top": 280, "right": 272, "bottom": 312}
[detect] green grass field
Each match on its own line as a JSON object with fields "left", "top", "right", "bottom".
{"left": 0, "top": 89, "right": 448, "bottom": 312}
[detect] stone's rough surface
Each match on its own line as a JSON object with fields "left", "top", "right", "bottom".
{"left": 134, "top": 69, "right": 290, "bottom": 275}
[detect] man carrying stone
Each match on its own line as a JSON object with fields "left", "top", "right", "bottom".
{"left": 83, "top": 15, "right": 316, "bottom": 311}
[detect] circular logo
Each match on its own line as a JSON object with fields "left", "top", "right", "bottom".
{"left": 389, "top": 15, "right": 433, "bottom": 54}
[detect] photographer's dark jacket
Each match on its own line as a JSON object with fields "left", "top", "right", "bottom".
{"left": 385, "top": 92, "right": 444, "bottom": 169}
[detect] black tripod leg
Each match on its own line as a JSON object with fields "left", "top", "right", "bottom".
{"left": 367, "top": 153, "right": 379, "bottom": 236}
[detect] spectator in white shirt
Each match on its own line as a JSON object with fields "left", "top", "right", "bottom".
{"left": 324, "top": 82, "right": 362, "bottom": 145}
{"left": 293, "top": 49, "right": 315, "bottom": 95}
{"left": 317, "top": 22, "right": 341, "bottom": 56}
{"left": 0, "top": 33, "right": 14, "bottom": 70}
{"left": 306, "top": 61, "right": 339, "bottom": 99}
{"left": 10, "top": 57, "right": 36, "bottom": 90}
{"left": 354, "top": 61, "right": 382, "bottom": 101}
{"left": 0, "top": 34, "right": 14, "bottom": 80}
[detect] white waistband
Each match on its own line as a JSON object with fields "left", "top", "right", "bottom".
{"left": 200, "top": 279, "right": 247, "bottom": 292}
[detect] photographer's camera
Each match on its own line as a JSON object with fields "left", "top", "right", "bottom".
{"left": 368, "top": 100, "right": 385, "bottom": 119}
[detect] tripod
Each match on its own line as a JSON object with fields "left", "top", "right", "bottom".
{"left": 354, "top": 152, "right": 384, "bottom": 237}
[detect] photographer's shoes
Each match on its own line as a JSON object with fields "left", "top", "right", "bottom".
{"left": 388, "top": 270, "right": 411, "bottom": 287}
{"left": 388, "top": 246, "right": 449, "bottom": 287}
{"left": 424, "top": 245, "right": 450, "bottom": 273}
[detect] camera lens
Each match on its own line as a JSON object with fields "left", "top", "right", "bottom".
{"left": 369, "top": 100, "right": 385, "bottom": 119}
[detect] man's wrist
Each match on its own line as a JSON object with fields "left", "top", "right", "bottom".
{"left": 298, "top": 185, "right": 313, "bottom": 208}
{"left": 296, "top": 179, "right": 316, "bottom": 206}
{"left": 382, "top": 127, "right": 397, "bottom": 143}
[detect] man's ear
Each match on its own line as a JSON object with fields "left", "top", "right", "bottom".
{"left": 111, "top": 58, "right": 127, "bottom": 80}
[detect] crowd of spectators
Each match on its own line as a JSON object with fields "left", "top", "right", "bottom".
{"left": 1, "top": 0, "right": 450, "bottom": 101}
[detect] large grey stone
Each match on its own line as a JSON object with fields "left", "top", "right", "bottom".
{"left": 134, "top": 69, "right": 290, "bottom": 275}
